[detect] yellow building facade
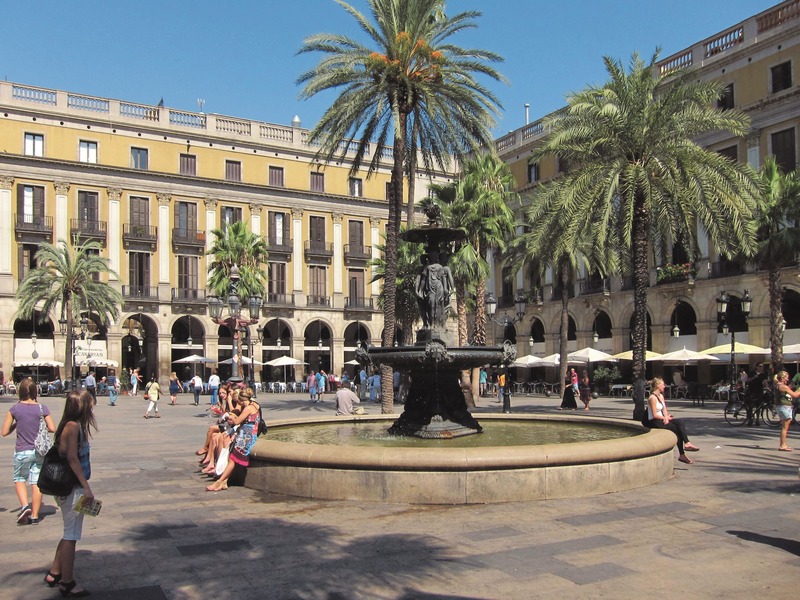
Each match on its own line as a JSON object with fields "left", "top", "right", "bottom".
{"left": 492, "top": 1, "right": 800, "bottom": 383}
{"left": 0, "top": 83, "right": 450, "bottom": 385}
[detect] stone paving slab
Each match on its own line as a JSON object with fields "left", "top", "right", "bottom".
{"left": 0, "top": 391, "right": 799, "bottom": 598}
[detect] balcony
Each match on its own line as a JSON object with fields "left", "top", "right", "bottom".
{"left": 344, "top": 244, "right": 372, "bottom": 265}
{"left": 123, "top": 223, "right": 157, "bottom": 251}
{"left": 172, "top": 227, "right": 206, "bottom": 254}
{"left": 171, "top": 288, "right": 206, "bottom": 315}
{"left": 304, "top": 240, "right": 333, "bottom": 264}
{"left": 709, "top": 260, "right": 744, "bottom": 279}
{"left": 344, "top": 297, "right": 374, "bottom": 312}
{"left": 263, "top": 292, "right": 295, "bottom": 307}
{"left": 307, "top": 295, "right": 331, "bottom": 308}
{"left": 579, "top": 278, "right": 610, "bottom": 296}
{"left": 70, "top": 219, "right": 107, "bottom": 246}
{"left": 14, "top": 213, "right": 53, "bottom": 242}
{"left": 123, "top": 285, "right": 159, "bottom": 300}
{"left": 266, "top": 237, "right": 293, "bottom": 262}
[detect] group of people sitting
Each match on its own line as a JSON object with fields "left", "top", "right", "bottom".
{"left": 194, "top": 383, "right": 262, "bottom": 492}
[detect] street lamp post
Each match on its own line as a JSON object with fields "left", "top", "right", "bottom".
{"left": 717, "top": 289, "right": 752, "bottom": 417}
{"left": 207, "top": 265, "right": 262, "bottom": 385}
{"left": 59, "top": 315, "right": 89, "bottom": 390}
{"left": 485, "top": 292, "right": 528, "bottom": 413}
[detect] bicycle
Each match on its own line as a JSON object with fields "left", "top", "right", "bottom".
{"left": 724, "top": 388, "right": 775, "bottom": 427}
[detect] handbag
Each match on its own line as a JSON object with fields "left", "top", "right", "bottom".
{"left": 257, "top": 407, "right": 268, "bottom": 436}
{"left": 215, "top": 444, "right": 231, "bottom": 476}
{"left": 34, "top": 404, "right": 53, "bottom": 458}
{"left": 37, "top": 445, "right": 79, "bottom": 496}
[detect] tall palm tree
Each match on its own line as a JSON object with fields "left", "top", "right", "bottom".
{"left": 206, "top": 221, "right": 268, "bottom": 299}
{"left": 297, "top": 0, "right": 504, "bottom": 412}
{"left": 529, "top": 51, "right": 759, "bottom": 419}
{"left": 753, "top": 156, "right": 800, "bottom": 371}
{"left": 16, "top": 238, "right": 122, "bottom": 387}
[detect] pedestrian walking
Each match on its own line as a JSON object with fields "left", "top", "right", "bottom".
{"left": 107, "top": 370, "right": 119, "bottom": 406}
{"left": 1, "top": 378, "right": 56, "bottom": 526}
{"left": 191, "top": 374, "right": 204, "bottom": 406}
{"left": 143, "top": 376, "right": 161, "bottom": 419}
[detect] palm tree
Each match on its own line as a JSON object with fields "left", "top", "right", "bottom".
{"left": 16, "top": 238, "right": 122, "bottom": 387}
{"left": 753, "top": 156, "right": 800, "bottom": 371}
{"left": 529, "top": 51, "right": 759, "bottom": 419}
{"left": 297, "top": 0, "right": 504, "bottom": 412}
{"left": 206, "top": 221, "right": 268, "bottom": 298}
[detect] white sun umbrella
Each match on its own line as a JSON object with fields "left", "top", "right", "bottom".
{"left": 511, "top": 354, "right": 544, "bottom": 367}
{"left": 567, "top": 347, "right": 617, "bottom": 363}
{"left": 173, "top": 354, "right": 217, "bottom": 364}
{"left": 659, "top": 347, "right": 721, "bottom": 363}
{"left": 265, "top": 355, "right": 308, "bottom": 383}
{"left": 219, "top": 356, "right": 265, "bottom": 365}
{"left": 538, "top": 353, "right": 561, "bottom": 366}
{"left": 344, "top": 359, "right": 361, "bottom": 366}
{"left": 612, "top": 350, "right": 664, "bottom": 361}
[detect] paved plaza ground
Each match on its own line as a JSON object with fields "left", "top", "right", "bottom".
{"left": 0, "top": 388, "right": 799, "bottom": 599}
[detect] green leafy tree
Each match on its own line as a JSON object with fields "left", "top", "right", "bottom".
{"left": 298, "top": 0, "right": 504, "bottom": 412}
{"left": 16, "top": 238, "right": 123, "bottom": 386}
{"left": 529, "top": 51, "right": 759, "bottom": 419}
{"left": 753, "top": 156, "right": 800, "bottom": 371}
{"left": 206, "top": 221, "right": 268, "bottom": 298}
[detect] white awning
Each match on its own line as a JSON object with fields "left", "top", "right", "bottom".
{"left": 14, "top": 338, "right": 55, "bottom": 363}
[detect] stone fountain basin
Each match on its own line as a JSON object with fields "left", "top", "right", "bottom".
{"left": 246, "top": 414, "right": 677, "bottom": 504}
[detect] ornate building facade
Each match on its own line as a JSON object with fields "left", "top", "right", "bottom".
{"left": 0, "top": 83, "right": 450, "bottom": 384}
{"left": 491, "top": 1, "right": 800, "bottom": 381}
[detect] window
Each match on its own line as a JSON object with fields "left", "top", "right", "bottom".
{"left": 309, "top": 266, "right": 327, "bottom": 302}
{"left": 19, "top": 244, "right": 39, "bottom": 281}
{"left": 268, "top": 262, "right": 286, "bottom": 298}
{"left": 131, "top": 147, "right": 148, "bottom": 170}
{"left": 221, "top": 206, "right": 242, "bottom": 227}
{"left": 348, "top": 220, "right": 364, "bottom": 252}
{"left": 180, "top": 154, "right": 196, "bottom": 176}
{"left": 129, "top": 196, "right": 150, "bottom": 230}
{"left": 309, "top": 215, "right": 326, "bottom": 251}
{"left": 178, "top": 256, "right": 198, "bottom": 291}
{"left": 78, "top": 191, "right": 99, "bottom": 226}
{"left": 310, "top": 171, "right": 325, "bottom": 193}
{"left": 24, "top": 133, "right": 43, "bottom": 157}
{"left": 225, "top": 160, "right": 241, "bottom": 182}
{"left": 268, "top": 211, "right": 290, "bottom": 249}
{"left": 718, "top": 145, "right": 738, "bottom": 162}
{"left": 79, "top": 140, "right": 97, "bottom": 163}
{"left": 527, "top": 163, "right": 539, "bottom": 184}
{"left": 17, "top": 184, "right": 44, "bottom": 224}
{"left": 771, "top": 61, "right": 792, "bottom": 93}
{"left": 501, "top": 267, "right": 514, "bottom": 305}
{"left": 772, "top": 128, "right": 796, "bottom": 173}
{"left": 129, "top": 252, "right": 151, "bottom": 295}
{"left": 717, "top": 83, "right": 734, "bottom": 110}
{"left": 175, "top": 201, "right": 197, "bottom": 235}
{"left": 349, "top": 177, "right": 363, "bottom": 197}
{"left": 348, "top": 269, "right": 365, "bottom": 304}
{"left": 269, "top": 166, "right": 284, "bottom": 187}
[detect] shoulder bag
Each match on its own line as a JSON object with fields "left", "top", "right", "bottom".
{"left": 34, "top": 404, "right": 53, "bottom": 458}
{"left": 38, "top": 445, "right": 79, "bottom": 496}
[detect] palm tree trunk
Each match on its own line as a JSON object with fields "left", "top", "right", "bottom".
{"left": 454, "top": 279, "right": 475, "bottom": 406}
{"left": 631, "top": 195, "right": 650, "bottom": 421}
{"left": 558, "top": 260, "right": 569, "bottom": 397}
{"left": 769, "top": 268, "right": 785, "bottom": 371}
{"left": 64, "top": 305, "right": 74, "bottom": 390}
{"left": 380, "top": 115, "right": 406, "bottom": 414}
{"left": 405, "top": 116, "right": 419, "bottom": 230}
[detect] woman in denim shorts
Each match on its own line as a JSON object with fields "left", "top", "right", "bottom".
{"left": 1, "top": 378, "right": 56, "bottom": 525}
{"left": 44, "top": 389, "right": 96, "bottom": 596}
{"left": 773, "top": 371, "right": 800, "bottom": 451}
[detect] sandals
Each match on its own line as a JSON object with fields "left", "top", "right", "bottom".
{"left": 44, "top": 571, "right": 62, "bottom": 587}
{"left": 59, "top": 580, "right": 90, "bottom": 597}
{"left": 779, "top": 446, "right": 793, "bottom": 452}
{"left": 684, "top": 443, "right": 700, "bottom": 452}
{"left": 206, "top": 481, "right": 228, "bottom": 491}
{"left": 143, "top": 415, "right": 149, "bottom": 419}
{"left": 154, "top": 414, "right": 161, "bottom": 418}
{"left": 678, "top": 455, "right": 694, "bottom": 464}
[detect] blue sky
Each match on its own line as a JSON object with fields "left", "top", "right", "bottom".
{"left": 2, "top": 0, "right": 780, "bottom": 137}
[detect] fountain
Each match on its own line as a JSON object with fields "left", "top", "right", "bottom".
{"left": 246, "top": 208, "right": 677, "bottom": 504}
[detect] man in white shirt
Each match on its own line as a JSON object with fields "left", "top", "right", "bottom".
{"left": 208, "top": 371, "right": 221, "bottom": 406}
{"left": 191, "top": 374, "right": 204, "bottom": 406}
{"left": 335, "top": 381, "right": 362, "bottom": 416}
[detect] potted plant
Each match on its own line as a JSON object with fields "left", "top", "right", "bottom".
{"left": 592, "top": 365, "right": 622, "bottom": 395}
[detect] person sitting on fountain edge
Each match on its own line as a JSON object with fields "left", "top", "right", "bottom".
{"left": 335, "top": 381, "right": 362, "bottom": 416}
